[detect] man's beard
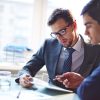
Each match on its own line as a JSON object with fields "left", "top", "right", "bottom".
{"left": 65, "top": 41, "right": 73, "bottom": 48}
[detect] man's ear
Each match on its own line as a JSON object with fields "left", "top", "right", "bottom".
{"left": 73, "top": 20, "right": 77, "bottom": 32}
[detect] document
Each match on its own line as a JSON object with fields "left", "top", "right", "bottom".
{"left": 31, "top": 78, "right": 73, "bottom": 93}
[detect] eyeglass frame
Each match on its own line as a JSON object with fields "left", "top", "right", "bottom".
{"left": 50, "top": 24, "right": 71, "bottom": 38}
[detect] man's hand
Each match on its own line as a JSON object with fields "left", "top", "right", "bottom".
{"left": 54, "top": 72, "right": 84, "bottom": 89}
{"left": 19, "top": 74, "right": 33, "bottom": 88}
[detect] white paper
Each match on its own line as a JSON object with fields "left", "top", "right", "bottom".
{"left": 31, "top": 78, "right": 73, "bottom": 93}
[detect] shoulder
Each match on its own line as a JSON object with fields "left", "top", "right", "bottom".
{"left": 84, "top": 42, "right": 100, "bottom": 51}
{"left": 45, "top": 38, "right": 59, "bottom": 43}
{"left": 44, "top": 38, "right": 60, "bottom": 46}
{"left": 80, "top": 35, "right": 100, "bottom": 50}
{"left": 80, "top": 35, "right": 100, "bottom": 49}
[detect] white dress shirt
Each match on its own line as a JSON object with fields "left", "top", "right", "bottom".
{"left": 57, "top": 35, "right": 84, "bottom": 74}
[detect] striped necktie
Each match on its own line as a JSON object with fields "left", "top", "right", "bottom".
{"left": 62, "top": 48, "right": 75, "bottom": 73}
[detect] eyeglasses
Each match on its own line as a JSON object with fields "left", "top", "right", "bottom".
{"left": 50, "top": 24, "right": 70, "bottom": 38}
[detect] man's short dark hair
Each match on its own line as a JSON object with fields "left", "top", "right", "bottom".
{"left": 47, "top": 8, "right": 74, "bottom": 26}
{"left": 81, "top": 0, "right": 100, "bottom": 23}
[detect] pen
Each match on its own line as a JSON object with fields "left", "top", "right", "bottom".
{"left": 16, "top": 87, "right": 22, "bottom": 99}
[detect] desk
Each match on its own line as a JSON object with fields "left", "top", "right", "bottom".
{"left": 0, "top": 78, "right": 80, "bottom": 100}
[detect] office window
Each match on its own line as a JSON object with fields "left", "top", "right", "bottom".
{"left": 0, "top": 0, "right": 34, "bottom": 64}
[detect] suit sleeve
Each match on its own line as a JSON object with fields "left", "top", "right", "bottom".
{"left": 15, "top": 39, "right": 48, "bottom": 83}
{"left": 77, "top": 65, "right": 100, "bottom": 100}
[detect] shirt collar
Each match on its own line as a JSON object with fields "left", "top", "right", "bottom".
{"left": 73, "top": 35, "right": 83, "bottom": 52}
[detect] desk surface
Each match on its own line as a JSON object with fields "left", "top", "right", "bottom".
{"left": 0, "top": 78, "right": 80, "bottom": 100}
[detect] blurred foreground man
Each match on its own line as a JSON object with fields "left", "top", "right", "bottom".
{"left": 77, "top": 0, "right": 100, "bottom": 100}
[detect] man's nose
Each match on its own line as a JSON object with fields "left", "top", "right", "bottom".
{"left": 84, "top": 29, "right": 89, "bottom": 35}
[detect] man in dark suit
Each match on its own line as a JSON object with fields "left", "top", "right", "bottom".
{"left": 15, "top": 8, "right": 100, "bottom": 90}
{"left": 77, "top": 0, "right": 100, "bottom": 100}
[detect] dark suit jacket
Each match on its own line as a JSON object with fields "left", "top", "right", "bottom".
{"left": 77, "top": 65, "right": 100, "bottom": 100}
{"left": 15, "top": 37, "right": 100, "bottom": 88}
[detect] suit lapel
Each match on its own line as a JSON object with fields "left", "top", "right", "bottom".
{"left": 78, "top": 41, "right": 89, "bottom": 76}
{"left": 78, "top": 42, "right": 95, "bottom": 77}
{"left": 52, "top": 43, "right": 62, "bottom": 76}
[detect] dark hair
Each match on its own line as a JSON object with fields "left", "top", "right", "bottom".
{"left": 81, "top": 0, "right": 100, "bottom": 24}
{"left": 47, "top": 8, "right": 74, "bottom": 26}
